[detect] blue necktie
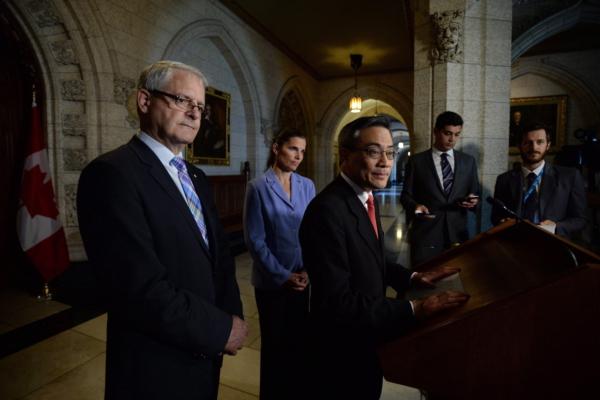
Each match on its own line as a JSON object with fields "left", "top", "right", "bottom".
{"left": 523, "top": 172, "right": 538, "bottom": 223}
{"left": 441, "top": 153, "right": 453, "bottom": 195}
{"left": 170, "top": 157, "right": 209, "bottom": 248}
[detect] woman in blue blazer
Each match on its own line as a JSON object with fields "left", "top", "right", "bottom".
{"left": 243, "top": 129, "right": 315, "bottom": 400}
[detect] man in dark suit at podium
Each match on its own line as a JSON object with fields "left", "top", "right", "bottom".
{"left": 492, "top": 123, "right": 587, "bottom": 238}
{"left": 299, "top": 116, "right": 469, "bottom": 400}
{"left": 401, "top": 111, "right": 480, "bottom": 266}
{"left": 77, "top": 61, "right": 247, "bottom": 400}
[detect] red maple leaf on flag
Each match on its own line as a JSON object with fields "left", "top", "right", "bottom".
{"left": 21, "top": 165, "right": 60, "bottom": 220}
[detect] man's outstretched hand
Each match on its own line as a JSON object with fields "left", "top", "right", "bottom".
{"left": 412, "top": 266, "right": 461, "bottom": 288}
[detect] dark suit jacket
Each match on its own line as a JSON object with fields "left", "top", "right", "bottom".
{"left": 401, "top": 149, "right": 480, "bottom": 265}
{"left": 491, "top": 163, "right": 587, "bottom": 238}
{"left": 299, "top": 176, "right": 415, "bottom": 400}
{"left": 77, "top": 136, "right": 243, "bottom": 400}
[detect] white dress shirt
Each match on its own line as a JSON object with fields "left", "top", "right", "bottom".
{"left": 340, "top": 172, "right": 371, "bottom": 211}
{"left": 137, "top": 131, "right": 187, "bottom": 200}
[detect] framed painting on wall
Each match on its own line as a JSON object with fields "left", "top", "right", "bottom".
{"left": 187, "top": 86, "right": 231, "bottom": 165}
{"left": 509, "top": 95, "right": 567, "bottom": 154}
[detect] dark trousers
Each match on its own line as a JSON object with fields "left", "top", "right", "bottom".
{"left": 305, "top": 327, "right": 383, "bottom": 400}
{"left": 255, "top": 287, "right": 309, "bottom": 400}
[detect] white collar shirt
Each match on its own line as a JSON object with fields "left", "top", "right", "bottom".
{"left": 340, "top": 172, "right": 372, "bottom": 211}
{"left": 137, "top": 131, "right": 187, "bottom": 199}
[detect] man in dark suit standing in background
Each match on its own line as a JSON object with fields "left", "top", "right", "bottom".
{"left": 299, "top": 116, "right": 469, "bottom": 400}
{"left": 492, "top": 123, "right": 587, "bottom": 237}
{"left": 77, "top": 61, "right": 247, "bottom": 400}
{"left": 401, "top": 111, "right": 480, "bottom": 266}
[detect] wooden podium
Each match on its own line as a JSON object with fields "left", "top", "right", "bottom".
{"left": 378, "top": 220, "right": 600, "bottom": 399}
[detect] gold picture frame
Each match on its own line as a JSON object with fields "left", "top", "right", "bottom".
{"left": 509, "top": 95, "right": 567, "bottom": 154}
{"left": 187, "top": 87, "right": 231, "bottom": 165}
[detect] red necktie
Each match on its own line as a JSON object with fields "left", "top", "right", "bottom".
{"left": 367, "top": 194, "right": 378, "bottom": 238}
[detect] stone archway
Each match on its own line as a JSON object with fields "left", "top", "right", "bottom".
{"left": 272, "top": 76, "right": 315, "bottom": 179}
{"left": 512, "top": 58, "right": 600, "bottom": 127}
{"left": 163, "top": 19, "right": 263, "bottom": 175}
{"left": 512, "top": 1, "right": 600, "bottom": 62}
{"left": 316, "top": 82, "right": 412, "bottom": 189}
{"left": 6, "top": 0, "right": 116, "bottom": 260}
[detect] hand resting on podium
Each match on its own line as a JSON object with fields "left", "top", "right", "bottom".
{"left": 410, "top": 266, "right": 470, "bottom": 320}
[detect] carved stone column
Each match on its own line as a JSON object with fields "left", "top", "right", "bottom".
{"left": 413, "top": 0, "right": 513, "bottom": 232}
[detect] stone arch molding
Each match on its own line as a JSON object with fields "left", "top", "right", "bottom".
{"left": 512, "top": 58, "right": 600, "bottom": 126}
{"left": 314, "top": 82, "right": 413, "bottom": 188}
{"left": 273, "top": 75, "right": 315, "bottom": 140}
{"left": 163, "top": 19, "right": 263, "bottom": 170}
{"left": 512, "top": 1, "right": 600, "bottom": 62}
{"left": 7, "top": 0, "right": 115, "bottom": 260}
{"left": 319, "top": 82, "right": 413, "bottom": 147}
{"left": 272, "top": 75, "right": 316, "bottom": 177}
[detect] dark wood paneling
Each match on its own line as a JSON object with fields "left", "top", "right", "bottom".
{"left": 378, "top": 221, "right": 600, "bottom": 399}
{"left": 208, "top": 174, "right": 248, "bottom": 233}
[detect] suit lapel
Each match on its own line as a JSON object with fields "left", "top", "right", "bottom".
{"left": 336, "top": 178, "right": 383, "bottom": 267}
{"left": 450, "top": 151, "right": 464, "bottom": 198}
{"left": 266, "top": 169, "right": 294, "bottom": 209}
{"left": 185, "top": 163, "right": 215, "bottom": 259}
{"left": 425, "top": 150, "right": 446, "bottom": 197}
{"left": 539, "top": 164, "right": 556, "bottom": 218}
{"left": 373, "top": 196, "right": 386, "bottom": 276}
{"left": 509, "top": 169, "right": 523, "bottom": 215}
{"left": 129, "top": 137, "right": 212, "bottom": 259}
{"left": 290, "top": 173, "right": 302, "bottom": 209}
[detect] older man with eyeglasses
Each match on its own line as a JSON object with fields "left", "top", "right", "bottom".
{"left": 77, "top": 60, "right": 248, "bottom": 400}
{"left": 299, "top": 116, "right": 469, "bottom": 400}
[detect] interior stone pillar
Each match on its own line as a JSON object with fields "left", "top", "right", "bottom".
{"left": 412, "top": 0, "right": 512, "bottom": 232}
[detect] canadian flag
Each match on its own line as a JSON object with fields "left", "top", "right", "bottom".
{"left": 16, "top": 94, "right": 70, "bottom": 282}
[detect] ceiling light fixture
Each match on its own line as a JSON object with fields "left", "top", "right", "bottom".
{"left": 349, "top": 54, "right": 363, "bottom": 113}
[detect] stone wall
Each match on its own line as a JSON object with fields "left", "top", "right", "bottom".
{"left": 511, "top": 49, "right": 600, "bottom": 168}
{"left": 6, "top": 0, "right": 414, "bottom": 259}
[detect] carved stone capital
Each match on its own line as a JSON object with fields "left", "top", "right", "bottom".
{"left": 62, "top": 113, "right": 86, "bottom": 137}
{"left": 430, "top": 10, "right": 464, "bottom": 65}
{"left": 50, "top": 40, "right": 78, "bottom": 65}
{"left": 64, "top": 149, "right": 87, "bottom": 171}
{"left": 64, "top": 184, "right": 78, "bottom": 227}
{"left": 26, "top": 0, "right": 62, "bottom": 28}
{"left": 114, "top": 76, "right": 136, "bottom": 105}
{"left": 61, "top": 80, "right": 86, "bottom": 101}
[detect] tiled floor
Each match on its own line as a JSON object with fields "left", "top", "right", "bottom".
{"left": 0, "top": 193, "right": 421, "bottom": 399}
{"left": 0, "top": 289, "right": 70, "bottom": 335}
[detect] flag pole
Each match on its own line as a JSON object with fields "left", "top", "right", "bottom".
{"left": 37, "top": 283, "right": 53, "bottom": 301}
{"left": 31, "top": 84, "right": 53, "bottom": 302}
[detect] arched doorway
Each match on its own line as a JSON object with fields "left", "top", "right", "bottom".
{"left": 331, "top": 99, "right": 411, "bottom": 190}
{"left": 330, "top": 99, "right": 412, "bottom": 266}
{"left": 277, "top": 89, "right": 311, "bottom": 178}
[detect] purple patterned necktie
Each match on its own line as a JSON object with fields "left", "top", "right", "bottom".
{"left": 441, "top": 153, "right": 453, "bottom": 195}
{"left": 170, "top": 157, "right": 209, "bottom": 248}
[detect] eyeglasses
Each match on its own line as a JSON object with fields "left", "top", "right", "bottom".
{"left": 149, "top": 89, "right": 205, "bottom": 114}
{"left": 354, "top": 146, "right": 398, "bottom": 160}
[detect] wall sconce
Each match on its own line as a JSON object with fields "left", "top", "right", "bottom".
{"left": 349, "top": 54, "right": 363, "bottom": 113}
